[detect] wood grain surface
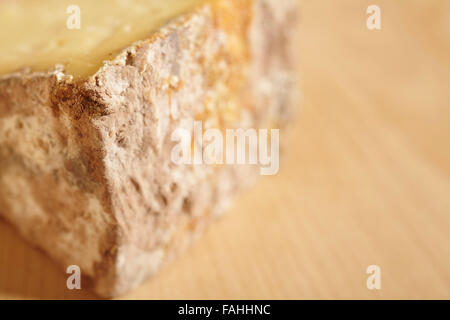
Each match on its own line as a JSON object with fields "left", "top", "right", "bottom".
{"left": 0, "top": 0, "right": 449, "bottom": 299}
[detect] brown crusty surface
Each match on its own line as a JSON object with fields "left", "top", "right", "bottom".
{"left": 0, "top": 0, "right": 298, "bottom": 296}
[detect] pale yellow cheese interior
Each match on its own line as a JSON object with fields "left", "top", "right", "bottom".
{"left": 0, "top": 0, "right": 206, "bottom": 78}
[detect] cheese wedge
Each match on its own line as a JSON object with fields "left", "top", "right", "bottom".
{"left": 0, "top": 0, "right": 298, "bottom": 296}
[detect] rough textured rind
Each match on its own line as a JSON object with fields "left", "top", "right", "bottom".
{"left": 0, "top": 0, "right": 298, "bottom": 296}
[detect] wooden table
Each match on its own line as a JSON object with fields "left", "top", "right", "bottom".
{"left": 0, "top": 0, "right": 449, "bottom": 299}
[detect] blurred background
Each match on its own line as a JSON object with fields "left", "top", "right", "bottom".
{"left": 0, "top": 0, "right": 449, "bottom": 299}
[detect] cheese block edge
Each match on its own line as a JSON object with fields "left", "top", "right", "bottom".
{"left": 0, "top": 0, "right": 299, "bottom": 297}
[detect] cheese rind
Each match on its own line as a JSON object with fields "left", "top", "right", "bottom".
{"left": 0, "top": 0, "right": 298, "bottom": 296}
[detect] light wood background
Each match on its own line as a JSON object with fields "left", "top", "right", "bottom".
{"left": 0, "top": 0, "right": 449, "bottom": 299}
